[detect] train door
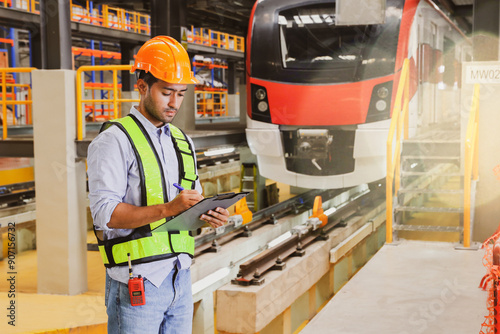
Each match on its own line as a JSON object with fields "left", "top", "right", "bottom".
{"left": 437, "top": 34, "right": 461, "bottom": 123}
{"left": 417, "top": 6, "right": 464, "bottom": 130}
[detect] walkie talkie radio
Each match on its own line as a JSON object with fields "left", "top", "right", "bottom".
{"left": 127, "top": 253, "right": 145, "bottom": 306}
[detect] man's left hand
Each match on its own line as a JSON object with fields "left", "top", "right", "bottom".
{"left": 200, "top": 207, "right": 230, "bottom": 228}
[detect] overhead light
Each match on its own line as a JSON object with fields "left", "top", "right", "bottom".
{"left": 322, "top": 14, "right": 334, "bottom": 24}
{"left": 203, "top": 147, "right": 235, "bottom": 156}
{"left": 339, "top": 55, "right": 356, "bottom": 60}
{"left": 311, "top": 15, "right": 323, "bottom": 24}
{"left": 299, "top": 15, "right": 313, "bottom": 24}
{"left": 293, "top": 15, "right": 302, "bottom": 25}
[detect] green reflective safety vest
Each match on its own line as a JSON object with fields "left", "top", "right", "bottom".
{"left": 95, "top": 114, "right": 198, "bottom": 268}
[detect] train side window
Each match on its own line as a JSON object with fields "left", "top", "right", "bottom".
{"left": 443, "top": 37, "right": 456, "bottom": 87}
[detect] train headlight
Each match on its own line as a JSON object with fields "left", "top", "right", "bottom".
{"left": 377, "top": 87, "right": 389, "bottom": 99}
{"left": 251, "top": 84, "right": 271, "bottom": 123}
{"left": 375, "top": 100, "right": 387, "bottom": 111}
{"left": 366, "top": 81, "right": 392, "bottom": 123}
{"left": 255, "top": 89, "right": 267, "bottom": 100}
{"left": 257, "top": 101, "right": 268, "bottom": 112}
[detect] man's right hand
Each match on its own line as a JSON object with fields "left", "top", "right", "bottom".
{"left": 107, "top": 190, "right": 204, "bottom": 230}
{"left": 168, "top": 190, "right": 204, "bottom": 216}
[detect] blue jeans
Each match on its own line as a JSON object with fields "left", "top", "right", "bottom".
{"left": 105, "top": 267, "right": 193, "bottom": 334}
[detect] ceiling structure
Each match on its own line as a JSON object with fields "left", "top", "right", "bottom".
{"left": 87, "top": 0, "right": 474, "bottom": 37}
{"left": 185, "top": 0, "right": 255, "bottom": 37}
{"left": 436, "top": 0, "right": 473, "bottom": 32}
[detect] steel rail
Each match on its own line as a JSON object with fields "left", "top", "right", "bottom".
{"left": 231, "top": 187, "right": 384, "bottom": 286}
{"left": 193, "top": 187, "right": 348, "bottom": 255}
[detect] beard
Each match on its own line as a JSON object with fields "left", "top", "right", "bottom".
{"left": 143, "top": 93, "right": 177, "bottom": 125}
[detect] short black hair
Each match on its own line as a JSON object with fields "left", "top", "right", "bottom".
{"left": 137, "top": 70, "right": 158, "bottom": 88}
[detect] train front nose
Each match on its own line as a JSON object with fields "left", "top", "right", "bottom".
{"left": 282, "top": 128, "right": 355, "bottom": 176}
{"left": 295, "top": 129, "right": 332, "bottom": 171}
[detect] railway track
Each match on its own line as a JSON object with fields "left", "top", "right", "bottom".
{"left": 4, "top": 177, "right": 385, "bottom": 269}
{"left": 0, "top": 181, "right": 35, "bottom": 207}
{"left": 191, "top": 182, "right": 386, "bottom": 255}
{"left": 228, "top": 185, "right": 385, "bottom": 286}
{"left": 193, "top": 187, "right": 349, "bottom": 255}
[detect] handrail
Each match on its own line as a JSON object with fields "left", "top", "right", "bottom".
{"left": 70, "top": 2, "right": 150, "bottom": 35}
{"left": 463, "top": 84, "right": 480, "bottom": 248}
{"left": 72, "top": 47, "right": 121, "bottom": 60}
{"left": 0, "top": 67, "right": 36, "bottom": 140}
{"left": 76, "top": 64, "right": 139, "bottom": 141}
{"left": 386, "top": 58, "right": 410, "bottom": 244}
{"left": 189, "top": 26, "right": 245, "bottom": 52}
{"left": 195, "top": 90, "right": 228, "bottom": 117}
{"left": 0, "top": 1, "right": 150, "bottom": 35}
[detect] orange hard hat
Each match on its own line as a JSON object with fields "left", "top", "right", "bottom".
{"left": 131, "top": 36, "right": 199, "bottom": 84}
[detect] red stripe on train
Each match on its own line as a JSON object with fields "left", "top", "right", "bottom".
{"left": 250, "top": 75, "right": 394, "bottom": 126}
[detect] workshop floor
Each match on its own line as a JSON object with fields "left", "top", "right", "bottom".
{"left": 0, "top": 239, "right": 107, "bottom": 333}
{"left": 300, "top": 240, "right": 487, "bottom": 334}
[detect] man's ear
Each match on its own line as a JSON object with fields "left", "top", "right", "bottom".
{"left": 137, "top": 78, "right": 148, "bottom": 95}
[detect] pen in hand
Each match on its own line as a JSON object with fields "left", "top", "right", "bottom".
{"left": 173, "top": 183, "right": 184, "bottom": 192}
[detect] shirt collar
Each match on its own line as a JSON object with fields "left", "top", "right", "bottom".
{"left": 129, "top": 107, "right": 171, "bottom": 137}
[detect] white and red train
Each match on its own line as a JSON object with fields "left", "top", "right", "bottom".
{"left": 245, "top": 0, "right": 468, "bottom": 189}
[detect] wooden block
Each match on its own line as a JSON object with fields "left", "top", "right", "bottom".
{"left": 217, "top": 219, "right": 364, "bottom": 333}
{"left": 330, "top": 223, "right": 372, "bottom": 263}
{"left": 216, "top": 197, "right": 386, "bottom": 334}
{"left": 308, "top": 285, "right": 316, "bottom": 320}
{"left": 283, "top": 307, "right": 291, "bottom": 334}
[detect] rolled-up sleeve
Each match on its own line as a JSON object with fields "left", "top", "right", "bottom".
{"left": 87, "top": 128, "right": 130, "bottom": 231}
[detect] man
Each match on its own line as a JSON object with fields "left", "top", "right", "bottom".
{"left": 87, "top": 36, "right": 229, "bottom": 334}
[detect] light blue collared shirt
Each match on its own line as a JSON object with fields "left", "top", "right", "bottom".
{"left": 87, "top": 107, "right": 202, "bottom": 287}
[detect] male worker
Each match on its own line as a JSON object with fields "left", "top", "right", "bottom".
{"left": 87, "top": 36, "right": 230, "bottom": 333}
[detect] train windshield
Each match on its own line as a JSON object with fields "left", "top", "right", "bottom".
{"left": 250, "top": 1, "right": 403, "bottom": 84}
{"left": 279, "top": 3, "right": 401, "bottom": 81}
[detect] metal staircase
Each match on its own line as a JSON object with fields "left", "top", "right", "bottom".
{"left": 385, "top": 59, "right": 478, "bottom": 247}
{"left": 393, "top": 123, "right": 464, "bottom": 241}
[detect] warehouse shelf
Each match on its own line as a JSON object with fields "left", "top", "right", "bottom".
{"left": 192, "top": 61, "right": 228, "bottom": 70}
{"left": 72, "top": 46, "right": 121, "bottom": 60}
{"left": 192, "top": 56, "right": 229, "bottom": 118}
{"left": 193, "top": 57, "right": 228, "bottom": 88}
{"left": 0, "top": 37, "right": 12, "bottom": 46}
